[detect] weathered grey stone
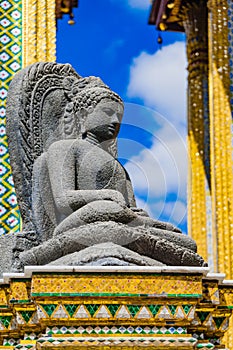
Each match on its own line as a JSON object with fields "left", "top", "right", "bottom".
{"left": 0, "top": 233, "right": 16, "bottom": 277}
{"left": 17, "top": 222, "right": 205, "bottom": 267}
{"left": 5, "top": 62, "right": 207, "bottom": 269}
{"left": 127, "top": 234, "right": 205, "bottom": 267}
{"left": 49, "top": 243, "right": 164, "bottom": 266}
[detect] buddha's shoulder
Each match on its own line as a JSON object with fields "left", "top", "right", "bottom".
{"left": 47, "top": 139, "right": 86, "bottom": 153}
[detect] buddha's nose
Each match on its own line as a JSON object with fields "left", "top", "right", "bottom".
{"left": 112, "top": 113, "right": 119, "bottom": 123}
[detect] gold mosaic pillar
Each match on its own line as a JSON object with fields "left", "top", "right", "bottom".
{"left": 208, "top": 1, "right": 233, "bottom": 348}
{"left": 180, "top": 1, "right": 210, "bottom": 262}
{"left": 23, "top": 0, "right": 56, "bottom": 66}
{"left": 207, "top": 0, "right": 233, "bottom": 281}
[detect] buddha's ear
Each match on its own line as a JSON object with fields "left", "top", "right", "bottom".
{"left": 63, "top": 76, "right": 76, "bottom": 100}
{"left": 79, "top": 110, "right": 87, "bottom": 136}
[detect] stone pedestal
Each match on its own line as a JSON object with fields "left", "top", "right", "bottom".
{"left": 0, "top": 266, "right": 232, "bottom": 349}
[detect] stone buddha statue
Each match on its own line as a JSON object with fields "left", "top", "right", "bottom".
{"left": 6, "top": 62, "right": 206, "bottom": 269}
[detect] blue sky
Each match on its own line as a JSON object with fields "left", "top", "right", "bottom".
{"left": 57, "top": 0, "right": 188, "bottom": 232}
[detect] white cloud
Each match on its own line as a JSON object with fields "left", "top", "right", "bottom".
{"left": 124, "top": 121, "right": 187, "bottom": 200}
{"left": 162, "top": 200, "right": 187, "bottom": 225}
{"left": 110, "top": 0, "right": 151, "bottom": 11}
{"left": 127, "top": 0, "right": 151, "bottom": 10}
{"left": 135, "top": 196, "right": 186, "bottom": 228}
{"left": 127, "top": 41, "right": 187, "bottom": 129}
{"left": 124, "top": 42, "right": 188, "bottom": 229}
{"left": 121, "top": 128, "right": 188, "bottom": 227}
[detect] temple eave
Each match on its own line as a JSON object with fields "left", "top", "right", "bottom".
{"left": 149, "top": 0, "right": 184, "bottom": 32}
{"left": 55, "top": 0, "right": 78, "bottom": 20}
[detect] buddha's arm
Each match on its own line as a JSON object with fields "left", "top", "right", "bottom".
{"left": 66, "top": 189, "right": 127, "bottom": 211}
{"left": 124, "top": 168, "right": 148, "bottom": 216}
{"left": 123, "top": 167, "right": 136, "bottom": 207}
{"left": 125, "top": 179, "right": 136, "bottom": 207}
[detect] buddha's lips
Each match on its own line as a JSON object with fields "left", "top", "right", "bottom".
{"left": 108, "top": 124, "right": 117, "bottom": 133}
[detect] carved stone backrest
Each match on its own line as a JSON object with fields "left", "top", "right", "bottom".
{"left": 6, "top": 62, "right": 80, "bottom": 232}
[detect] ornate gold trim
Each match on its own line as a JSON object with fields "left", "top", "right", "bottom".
{"left": 208, "top": 0, "right": 233, "bottom": 280}
{"left": 22, "top": 0, "right": 56, "bottom": 67}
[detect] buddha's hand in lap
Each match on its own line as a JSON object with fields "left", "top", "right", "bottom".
{"left": 130, "top": 208, "right": 182, "bottom": 233}
{"left": 103, "top": 190, "right": 127, "bottom": 209}
{"left": 130, "top": 207, "right": 149, "bottom": 217}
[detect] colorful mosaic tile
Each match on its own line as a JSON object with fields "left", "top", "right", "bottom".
{"left": 3, "top": 338, "right": 19, "bottom": 346}
{"left": 0, "top": 288, "right": 9, "bottom": 308}
{"left": 31, "top": 273, "right": 203, "bottom": 297}
{"left": 0, "top": 314, "right": 14, "bottom": 331}
{"left": 193, "top": 309, "right": 231, "bottom": 335}
{"left": 196, "top": 343, "right": 214, "bottom": 349}
{"left": 202, "top": 281, "right": 220, "bottom": 305}
{"left": 9, "top": 280, "right": 30, "bottom": 303}
{"left": 63, "top": 304, "right": 78, "bottom": 317}
{"left": 0, "top": 269, "right": 232, "bottom": 349}
{"left": 106, "top": 304, "right": 120, "bottom": 317}
{"left": 0, "top": 0, "right": 22, "bottom": 234}
{"left": 23, "top": 333, "right": 39, "bottom": 341}
{"left": 196, "top": 311, "right": 210, "bottom": 323}
{"left": 45, "top": 325, "right": 187, "bottom": 336}
{"left": 36, "top": 302, "right": 196, "bottom": 322}
{"left": 36, "top": 336, "right": 197, "bottom": 347}
{"left": 15, "top": 341, "right": 36, "bottom": 350}
{"left": 16, "top": 310, "right": 37, "bottom": 325}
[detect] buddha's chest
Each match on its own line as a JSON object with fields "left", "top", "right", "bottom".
{"left": 76, "top": 147, "right": 126, "bottom": 191}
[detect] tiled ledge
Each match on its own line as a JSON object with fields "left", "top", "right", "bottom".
{"left": 0, "top": 266, "right": 232, "bottom": 349}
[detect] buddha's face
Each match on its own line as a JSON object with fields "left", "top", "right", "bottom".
{"left": 84, "top": 98, "right": 124, "bottom": 141}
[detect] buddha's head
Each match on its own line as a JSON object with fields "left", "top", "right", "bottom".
{"left": 62, "top": 76, "right": 124, "bottom": 142}
{"left": 82, "top": 97, "right": 123, "bottom": 141}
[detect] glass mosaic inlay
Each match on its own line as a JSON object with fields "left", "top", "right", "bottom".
{"left": 0, "top": 0, "right": 22, "bottom": 234}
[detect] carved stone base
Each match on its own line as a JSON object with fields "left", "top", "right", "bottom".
{"left": 0, "top": 266, "right": 232, "bottom": 349}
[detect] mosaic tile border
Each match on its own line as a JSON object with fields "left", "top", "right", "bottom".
{"left": 0, "top": 0, "right": 22, "bottom": 234}
{"left": 36, "top": 336, "right": 198, "bottom": 347}
{"left": 35, "top": 302, "right": 196, "bottom": 322}
{"left": 45, "top": 325, "right": 187, "bottom": 336}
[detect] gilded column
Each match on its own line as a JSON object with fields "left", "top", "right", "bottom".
{"left": 208, "top": 0, "right": 233, "bottom": 280}
{"left": 46, "top": 0, "right": 56, "bottom": 61}
{"left": 180, "top": 1, "right": 210, "bottom": 262}
{"left": 208, "top": 1, "right": 233, "bottom": 347}
{"left": 208, "top": 0, "right": 233, "bottom": 349}
{"left": 23, "top": 0, "right": 56, "bottom": 66}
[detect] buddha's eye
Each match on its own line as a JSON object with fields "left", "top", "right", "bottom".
{"left": 102, "top": 108, "right": 114, "bottom": 116}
